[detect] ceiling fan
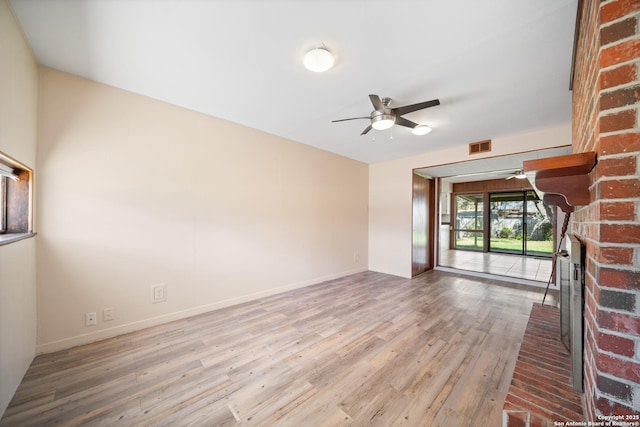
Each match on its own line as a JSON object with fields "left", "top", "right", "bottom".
{"left": 332, "top": 94, "right": 440, "bottom": 136}
{"left": 506, "top": 169, "right": 527, "bottom": 180}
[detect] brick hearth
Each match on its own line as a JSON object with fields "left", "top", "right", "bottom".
{"left": 503, "top": 303, "right": 584, "bottom": 427}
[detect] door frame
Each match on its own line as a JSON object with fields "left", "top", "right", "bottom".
{"left": 411, "top": 173, "right": 435, "bottom": 276}
{"left": 488, "top": 190, "right": 528, "bottom": 255}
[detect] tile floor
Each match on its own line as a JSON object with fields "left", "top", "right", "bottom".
{"left": 439, "top": 249, "right": 553, "bottom": 283}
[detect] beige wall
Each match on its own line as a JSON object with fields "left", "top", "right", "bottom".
{"left": 0, "top": 0, "right": 38, "bottom": 416}
{"left": 368, "top": 124, "right": 572, "bottom": 278}
{"left": 36, "top": 68, "right": 369, "bottom": 352}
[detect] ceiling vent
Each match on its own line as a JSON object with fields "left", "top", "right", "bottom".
{"left": 469, "top": 139, "right": 491, "bottom": 155}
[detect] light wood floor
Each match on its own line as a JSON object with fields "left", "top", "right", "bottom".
{"left": 1, "top": 271, "right": 556, "bottom": 427}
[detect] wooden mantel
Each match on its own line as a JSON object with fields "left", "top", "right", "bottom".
{"left": 523, "top": 152, "right": 597, "bottom": 212}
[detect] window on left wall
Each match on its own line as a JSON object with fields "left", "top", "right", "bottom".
{"left": 0, "top": 175, "right": 7, "bottom": 233}
{"left": 0, "top": 151, "right": 34, "bottom": 245}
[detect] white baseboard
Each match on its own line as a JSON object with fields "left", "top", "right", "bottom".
{"left": 36, "top": 267, "right": 368, "bottom": 354}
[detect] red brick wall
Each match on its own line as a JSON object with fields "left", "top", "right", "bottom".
{"left": 573, "top": 0, "right": 640, "bottom": 419}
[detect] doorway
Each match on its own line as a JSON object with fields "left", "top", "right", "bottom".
{"left": 413, "top": 146, "right": 571, "bottom": 282}
{"left": 489, "top": 190, "right": 553, "bottom": 257}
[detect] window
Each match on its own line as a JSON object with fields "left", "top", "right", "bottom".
{"left": 0, "top": 151, "right": 34, "bottom": 245}
{"left": 452, "top": 193, "right": 484, "bottom": 251}
{"left": 0, "top": 175, "right": 6, "bottom": 233}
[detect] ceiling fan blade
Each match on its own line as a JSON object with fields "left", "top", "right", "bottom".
{"left": 440, "top": 168, "right": 520, "bottom": 179}
{"left": 392, "top": 99, "right": 440, "bottom": 116}
{"left": 394, "top": 116, "right": 418, "bottom": 129}
{"left": 331, "top": 116, "right": 370, "bottom": 123}
{"left": 360, "top": 124, "right": 373, "bottom": 135}
{"left": 369, "top": 94, "right": 385, "bottom": 111}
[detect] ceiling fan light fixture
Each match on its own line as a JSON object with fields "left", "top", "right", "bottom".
{"left": 371, "top": 113, "right": 395, "bottom": 130}
{"left": 303, "top": 47, "right": 334, "bottom": 72}
{"left": 412, "top": 125, "right": 432, "bottom": 135}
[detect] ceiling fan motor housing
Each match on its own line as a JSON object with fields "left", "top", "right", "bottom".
{"left": 371, "top": 110, "right": 395, "bottom": 130}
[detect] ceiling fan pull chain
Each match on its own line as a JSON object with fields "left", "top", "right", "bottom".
{"left": 390, "top": 127, "right": 393, "bottom": 140}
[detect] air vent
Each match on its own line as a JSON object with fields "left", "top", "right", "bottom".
{"left": 469, "top": 139, "right": 491, "bottom": 155}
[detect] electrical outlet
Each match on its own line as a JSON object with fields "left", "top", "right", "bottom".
{"left": 103, "top": 307, "right": 114, "bottom": 322}
{"left": 85, "top": 312, "right": 97, "bottom": 326}
{"left": 151, "top": 283, "right": 167, "bottom": 303}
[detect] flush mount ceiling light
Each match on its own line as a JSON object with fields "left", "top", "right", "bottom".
{"left": 411, "top": 125, "right": 432, "bottom": 135}
{"left": 303, "top": 46, "right": 334, "bottom": 72}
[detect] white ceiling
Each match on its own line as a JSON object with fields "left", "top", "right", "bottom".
{"left": 10, "top": 0, "right": 578, "bottom": 164}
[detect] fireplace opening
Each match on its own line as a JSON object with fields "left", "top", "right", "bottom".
{"left": 558, "top": 233, "right": 586, "bottom": 392}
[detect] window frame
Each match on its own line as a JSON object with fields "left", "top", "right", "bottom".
{"left": 0, "top": 151, "right": 34, "bottom": 245}
{"left": 0, "top": 175, "right": 6, "bottom": 233}
{"left": 451, "top": 193, "right": 485, "bottom": 251}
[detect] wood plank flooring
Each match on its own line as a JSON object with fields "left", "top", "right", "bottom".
{"left": 1, "top": 270, "right": 556, "bottom": 426}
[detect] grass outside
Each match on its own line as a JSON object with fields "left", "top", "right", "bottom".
{"left": 456, "top": 237, "right": 553, "bottom": 254}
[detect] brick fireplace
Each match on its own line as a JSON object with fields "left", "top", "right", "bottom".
{"left": 572, "top": 0, "right": 640, "bottom": 418}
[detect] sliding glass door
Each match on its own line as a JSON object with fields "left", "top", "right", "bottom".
{"left": 489, "top": 192, "right": 524, "bottom": 254}
{"left": 489, "top": 191, "right": 553, "bottom": 257}
{"left": 524, "top": 194, "right": 554, "bottom": 256}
